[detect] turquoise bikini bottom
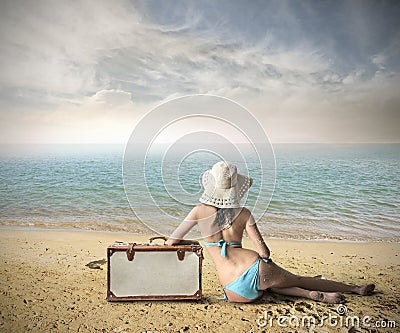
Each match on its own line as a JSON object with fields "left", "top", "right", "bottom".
{"left": 221, "top": 257, "right": 272, "bottom": 300}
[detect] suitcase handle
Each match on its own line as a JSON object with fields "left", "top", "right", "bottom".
{"left": 149, "top": 236, "right": 167, "bottom": 245}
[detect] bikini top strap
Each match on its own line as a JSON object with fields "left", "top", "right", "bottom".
{"left": 203, "top": 239, "right": 242, "bottom": 257}
{"left": 217, "top": 239, "right": 228, "bottom": 257}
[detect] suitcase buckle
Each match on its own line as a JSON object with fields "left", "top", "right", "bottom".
{"left": 126, "top": 243, "right": 136, "bottom": 261}
{"left": 176, "top": 249, "right": 185, "bottom": 261}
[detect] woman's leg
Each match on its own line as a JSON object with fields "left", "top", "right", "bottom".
{"left": 269, "top": 287, "right": 310, "bottom": 298}
{"left": 260, "top": 262, "right": 374, "bottom": 295}
{"left": 269, "top": 287, "right": 346, "bottom": 304}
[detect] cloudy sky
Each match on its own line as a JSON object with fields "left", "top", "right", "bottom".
{"left": 0, "top": 0, "right": 399, "bottom": 143}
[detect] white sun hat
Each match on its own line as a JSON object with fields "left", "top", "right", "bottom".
{"left": 199, "top": 161, "right": 252, "bottom": 208}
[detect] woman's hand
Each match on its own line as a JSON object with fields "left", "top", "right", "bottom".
{"left": 166, "top": 238, "right": 180, "bottom": 246}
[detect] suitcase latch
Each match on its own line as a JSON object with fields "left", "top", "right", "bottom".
{"left": 126, "top": 243, "right": 136, "bottom": 261}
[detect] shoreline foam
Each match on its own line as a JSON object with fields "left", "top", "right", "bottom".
{"left": 1, "top": 223, "right": 399, "bottom": 243}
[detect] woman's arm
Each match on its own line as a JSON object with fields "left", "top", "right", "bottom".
{"left": 245, "top": 213, "right": 270, "bottom": 258}
{"left": 166, "top": 207, "right": 198, "bottom": 245}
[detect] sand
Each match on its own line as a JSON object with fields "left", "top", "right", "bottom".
{"left": 0, "top": 229, "right": 399, "bottom": 333}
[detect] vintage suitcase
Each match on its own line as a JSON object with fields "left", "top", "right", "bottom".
{"left": 107, "top": 236, "right": 203, "bottom": 301}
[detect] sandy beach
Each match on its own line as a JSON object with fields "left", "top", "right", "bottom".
{"left": 0, "top": 229, "right": 399, "bottom": 333}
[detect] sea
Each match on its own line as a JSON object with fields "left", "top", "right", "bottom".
{"left": 0, "top": 144, "right": 399, "bottom": 242}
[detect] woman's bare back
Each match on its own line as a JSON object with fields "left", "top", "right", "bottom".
{"left": 195, "top": 205, "right": 262, "bottom": 288}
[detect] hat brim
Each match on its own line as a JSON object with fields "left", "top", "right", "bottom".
{"left": 199, "top": 169, "right": 251, "bottom": 208}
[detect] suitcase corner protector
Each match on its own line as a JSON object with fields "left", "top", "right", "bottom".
{"left": 194, "top": 290, "right": 202, "bottom": 299}
{"left": 106, "top": 290, "right": 117, "bottom": 302}
{"left": 193, "top": 246, "right": 204, "bottom": 259}
{"left": 107, "top": 247, "right": 116, "bottom": 257}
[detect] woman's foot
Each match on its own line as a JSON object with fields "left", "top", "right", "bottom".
{"left": 355, "top": 284, "right": 375, "bottom": 295}
{"left": 309, "top": 291, "right": 346, "bottom": 304}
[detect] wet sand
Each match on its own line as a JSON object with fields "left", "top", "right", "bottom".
{"left": 0, "top": 229, "right": 399, "bottom": 332}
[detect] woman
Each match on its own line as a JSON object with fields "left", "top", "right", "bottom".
{"left": 167, "top": 161, "right": 375, "bottom": 303}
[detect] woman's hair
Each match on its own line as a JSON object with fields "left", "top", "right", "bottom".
{"left": 215, "top": 208, "right": 235, "bottom": 229}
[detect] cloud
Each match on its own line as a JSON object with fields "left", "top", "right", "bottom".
{"left": 0, "top": 0, "right": 399, "bottom": 143}
{"left": 0, "top": 0, "right": 140, "bottom": 97}
{"left": 42, "top": 89, "right": 145, "bottom": 143}
{"left": 89, "top": 89, "right": 133, "bottom": 107}
{"left": 0, "top": 0, "right": 339, "bottom": 102}
{"left": 0, "top": 89, "right": 143, "bottom": 143}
